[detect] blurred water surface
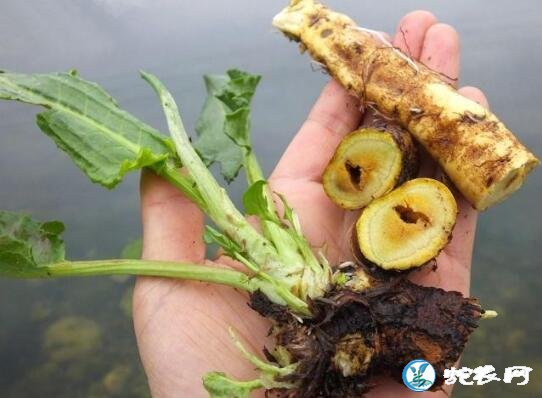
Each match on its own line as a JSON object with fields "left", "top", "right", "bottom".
{"left": 0, "top": 1, "right": 541, "bottom": 397}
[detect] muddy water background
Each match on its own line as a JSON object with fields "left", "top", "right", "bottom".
{"left": 0, "top": 1, "right": 541, "bottom": 397}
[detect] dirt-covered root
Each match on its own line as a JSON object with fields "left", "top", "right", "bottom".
{"left": 366, "top": 280, "right": 481, "bottom": 387}
{"left": 355, "top": 178, "right": 457, "bottom": 271}
{"left": 250, "top": 279, "right": 481, "bottom": 397}
{"left": 273, "top": 0, "right": 539, "bottom": 210}
{"left": 323, "top": 123, "right": 418, "bottom": 209}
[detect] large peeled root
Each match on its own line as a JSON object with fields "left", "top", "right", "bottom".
{"left": 273, "top": 0, "right": 539, "bottom": 210}
{"left": 356, "top": 178, "right": 457, "bottom": 270}
{"left": 323, "top": 124, "right": 418, "bottom": 209}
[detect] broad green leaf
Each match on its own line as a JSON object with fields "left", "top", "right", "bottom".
{"left": 194, "top": 74, "right": 242, "bottom": 182}
{"left": 216, "top": 69, "right": 260, "bottom": 149}
{"left": 216, "top": 69, "right": 261, "bottom": 109}
{"left": 194, "top": 69, "right": 261, "bottom": 182}
{"left": 0, "top": 211, "right": 65, "bottom": 277}
{"left": 0, "top": 70, "right": 176, "bottom": 188}
{"left": 223, "top": 107, "right": 251, "bottom": 148}
{"left": 203, "top": 372, "right": 262, "bottom": 398}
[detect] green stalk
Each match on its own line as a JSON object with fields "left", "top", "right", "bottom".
{"left": 244, "top": 150, "right": 266, "bottom": 186}
{"left": 243, "top": 149, "right": 282, "bottom": 241}
{"left": 31, "top": 260, "right": 257, "bottom": 292}
{"left": 243, "top": 148, "right": 330, "bottom": 300}
{"left": 140, "top": 73, "right": 325, "bottom": 313}
{"left": 155, "top": 164, "right": 207, "bottom": 210}
{"left": 203, "top": 373, "right": 264, "bottom": 397}
{"left": 142, "top": 72, "right": 279, "bottom": 269}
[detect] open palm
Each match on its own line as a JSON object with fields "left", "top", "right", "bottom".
{"left": 133, "top": 11, "right": 489, "bottom": 398}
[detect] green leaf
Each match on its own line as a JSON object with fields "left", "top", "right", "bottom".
{"left": 0, "top": 211, "right": 65, "bottom": 277}
{"left": 276, "top": 192, "right": 303, "bottom": 236}
{"left": 223, "top": 107, "right": 251, "bottom": 148}
{"left": 194, "top": 75, "right": 241, "bottom": 182}
{"left": 0, "top": 211, "right": 261, "bottom": 292}
{"left": 203, "top": 372, "right": 262, "bottom": 398}
{"left": 194, "top": 69, "right": 261, "bottom": 182}
{"left": 0, "top": 71, "right": 176, "bottom": 188}
{"left": 243, "top": 180, "right": 278, "bottom": 222}
{"left": 203, "top": 226, "right": 242, "bottom": 258}
{"left": 216, "top": 69, "right": 261, "bottom": 109}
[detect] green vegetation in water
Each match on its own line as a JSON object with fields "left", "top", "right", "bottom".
{"left": 44, "top": 317, "right": 102, "bottom": 362}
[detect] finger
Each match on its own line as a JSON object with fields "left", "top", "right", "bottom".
{"left": 420, "top": 23, "right": 461, "bottom": 85}
{"left": 392, "top": 10, "right": 438, "bottom": 60}
{"left": 458, "top": 86, "right": 489, "bottom": 108}
{"left": 271, "top": 80, "right": 362, "bottom": 182}
{"left": 139, "top": 169, "right": 205, "bottom": 263}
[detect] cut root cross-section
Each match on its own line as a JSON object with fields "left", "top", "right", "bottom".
{"left": 356, "top": 178, "right": 457, "bottom": 271}
{"left": 323, "top": 126, "right": 418, "bottom": 209}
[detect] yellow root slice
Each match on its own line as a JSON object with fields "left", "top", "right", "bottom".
{"left": 323, "top": 126, "right": 417, "bottom": 209}
{"left": 273, "top": 0, "right": 539, "bottom": 210}
{"left": 356, "top": 178, "right": 457, "bottom": 270}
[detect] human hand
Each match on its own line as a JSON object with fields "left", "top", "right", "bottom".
{"left": 133, "top": 11, "right": 489, "bottom": 398}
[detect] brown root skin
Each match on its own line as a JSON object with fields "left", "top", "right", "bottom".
{"left": 372, "top": 119, "right": 419, "bottom": 186}
{"left": 356, "top": 178, "right": 457, "bottom": 271}
{"left": 273, "top": 0, "right": 539, "bottom": 210}
{"left": 250, "top": 278, "right": 481, "bottom": 398}
{"left": 323, "top": 122, "right": 418, "bottom": 210}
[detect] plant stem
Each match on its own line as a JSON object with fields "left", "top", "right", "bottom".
{"left": 140, "top": 72, "right": 313, "bottom": 315}
{"left": 242, "top": 141, "right": 330, "bottom": 301}
{"left": 244, "top": 150, "right": 265, "bottom": 184}
{"left": 243, "top": 149, "right": 282, "bottom": 236}
{"left": 46, "top": 259, "right": 256, "bottom": 291}
{"left": 46, "top": 259, "right": 310, "bottom": 315}
{"left": 142, "top": 72, "right": 279, "bottom": 268}
{"left": 156, "top": 164, "right": 206, "bottom": 210}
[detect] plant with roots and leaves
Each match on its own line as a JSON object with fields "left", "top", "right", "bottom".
{"left": 0, "top": 67, "right": 498, "bottom": 397}
{"left": 3, "top": 0, "right": 540, "bottom": 392}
